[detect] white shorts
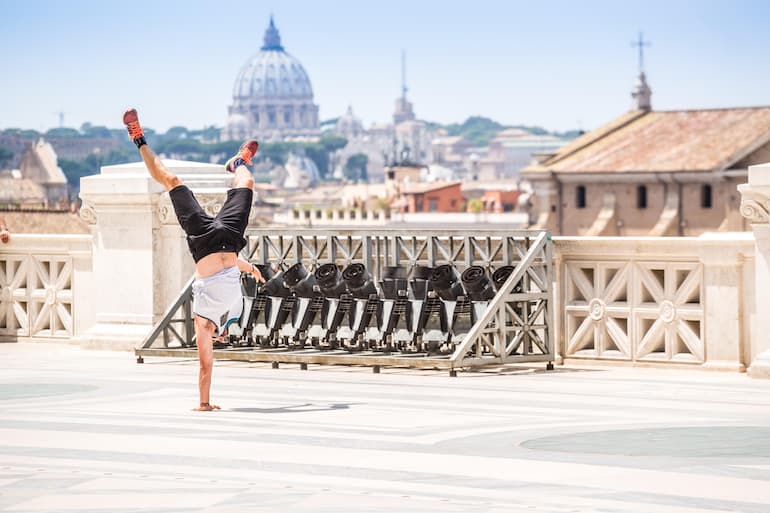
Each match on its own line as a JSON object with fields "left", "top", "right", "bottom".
{"left": 192, "top": 266, "right": 244, "bottom": 335}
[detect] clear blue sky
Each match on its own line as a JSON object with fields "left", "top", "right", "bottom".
{"left": 2, "top": 0, "right": 769, "bottom": 134}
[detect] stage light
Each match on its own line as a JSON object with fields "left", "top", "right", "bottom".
{"left": 410, "top": 265, "right": 433, "bottom": 300}
{"left": 430, "top": 264, "right": 465, "bottom": 301}
{"left": 283, "top": 262, "right": 317, "bottom": 298}
{"left": 261, "top": 271, "right": 290, "bottom": 298}
{"left": 381, "top": 266, "right": 408, "bottom": 300}
{"left": 461, "top": 265, "right": 496, "bottom": 301}
{"left": 492, "top": 265, "right": 522, "bottom": 293}
{"left": 314, "top": 263, "right": 347, "bottom": 298}
{"left": 342, "top": 263, "right": 378, "bottom": 299}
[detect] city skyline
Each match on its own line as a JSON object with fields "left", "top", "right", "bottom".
{"left": 2, "top": 0, "right": 770, "bottom": 134}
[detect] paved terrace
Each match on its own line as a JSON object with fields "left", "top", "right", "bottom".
{"left": 1, "top": 343, "right": 770, "bottom": 513}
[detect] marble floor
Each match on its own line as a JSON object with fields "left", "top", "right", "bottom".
{"left": 1, "top": 342, "right": 770, "bottom": 512}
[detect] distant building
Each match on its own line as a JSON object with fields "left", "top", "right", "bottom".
{"left": 431, "top": 135, "right": 474, "bottom": 172}
{"left": 480, "top": 189, "right": 520, "bottom": 213}
{"left": 480, "top": 128, "right": 566, "bottom": 181}
{"left": 224, "top": 17, "right": 320, "bottom": 141}
{"left": 0, "top": 209, "right": 88, "bottom": 234}
{"left": 18, "top": 138, "right": 69, "bottom": 207}
{"left": 0, "top": 172, "right": 46, "bottom": 208}
{"left": 332, "top": 106, "right": 390, "bottom": 181}
{"left": 396, "top": 181, "right": 464, "bottom": 213}
{"left": 521, "top": 84, "right": 770, "bottom": 236}
{"left": 272, "top": 152, "right": 321, "bottom": 190}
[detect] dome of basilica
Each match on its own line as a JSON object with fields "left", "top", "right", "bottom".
{"left": 232, "top": 19, "right": 314, "bottom": 101}
{"left": 224, "top": 17, "right": 320, "bottom": 141}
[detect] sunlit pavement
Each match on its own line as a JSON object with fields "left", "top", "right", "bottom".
{"left": 1, "top": 342, "right": 770, "bottom": 513}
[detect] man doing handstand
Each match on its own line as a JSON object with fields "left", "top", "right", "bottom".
{"left": 124, "top": 108, "right": 264, "bottom": 411}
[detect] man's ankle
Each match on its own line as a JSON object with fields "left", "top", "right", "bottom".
{"left": 133, "top": 136, "right": 147, "bottom": 148}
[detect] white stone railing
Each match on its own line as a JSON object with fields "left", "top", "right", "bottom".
{"left": 275, "top": 208, "right": 529, "bottom": 226}
{"left": 553, "top": 234, "right": 754, "bottom": 370}
{"left": 0, "top": 235, "right": 93, "bottom": 341}
{"left": 275, "top": 208, "right": 392, "bottom": 226}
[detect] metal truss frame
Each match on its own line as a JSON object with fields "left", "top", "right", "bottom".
{"left": 136, "top": 229, "right": 554, "bottom": 374}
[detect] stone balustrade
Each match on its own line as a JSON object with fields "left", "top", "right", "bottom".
{"left": 275, "top": 208, "right": 528, "bottom": 226}
{"left": 0, "top": 234, "right": 93, "bottom": 340}
{"left": 554, "top": 234, "right": 753, "bottom": 371}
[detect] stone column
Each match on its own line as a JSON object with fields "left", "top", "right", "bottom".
{"left": 738, "top": 162, "right": 770, "bottom": 378}
{"left": 78, "top": 159, "right": 237, "bottom": 349}
{"left": 698, "top": 233, "right": 752, "bottom": 372}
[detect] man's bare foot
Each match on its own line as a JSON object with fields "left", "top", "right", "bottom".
{"left": 193, "top": 402, "right": 221, "bottom": 411}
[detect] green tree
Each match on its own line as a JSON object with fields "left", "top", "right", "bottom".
{"left": 467, "top": 197, "right": 484, "bottom": 213}
{"left": 19, "top": 129, "right": 40, "bottom": 139}
{"left": 2, "top": 128, "right": 39, "bottom": 139}
{"left": 319, "top": 133, "right": 347, "bottom": 153}
{"left": 80, "top": 123, "right": 112, "bottom": 138}
{"left": 59, "top": 158, "right": 97, "bottom": 189}
{"left": 344, "top": 153, "right": 368, "bottom": 181}
{"left": 158, "top": 138, "right": 202, "bottom": 155}
{"left": 164, "top": 126, "right": 189, "bottom": 140}
{"left": 258, "top": 141, "right": 294, "bottom": 166}
{"left": 303, "top": 143, "right": 329, "bottom": 178}
{"left": 200, "top": 125, "right": 221, "bottom": 143}
{"left": 45, "top": 127, "right": 80, "bottom": 138}
{"left": 0, "top": 145, "right": 13, "bottom": 167}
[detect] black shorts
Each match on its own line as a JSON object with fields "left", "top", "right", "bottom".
{"left": 169, "top": 185, "right": 253, "bottom": 262}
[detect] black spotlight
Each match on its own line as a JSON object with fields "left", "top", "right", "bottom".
{"left": 261, "top": 271, "right": 290, "bottom": 298}
{"left": 461, "top": 266, "right": 496, "bottom": 301}
{"left": 430, "top": 264, "right": 465, "bottom": 301}
{"left": 283, "top": 262, "right": 317, "bottom": 298}
{"left": 410, "top": 265, "right": 433, "bottom": 300}
{"left": 492, "top": 265, "right": 522, "bottom": 293}
{"left": 342, "top": 263, "right": 378, "bottom": 299}
{"left": 381, "top": 266, "right": 408, "bottom": 300}
{"left": 315, "top": 263, "right": 347, "bottom": 298}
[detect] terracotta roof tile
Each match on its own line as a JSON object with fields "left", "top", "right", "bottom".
{"left": 0, "top": 211, "right": 90, "bottom": 234}
{"left": 523, "top": 107, "right": 770, "bottom": 174}
{"left": 401, "top": 181, "right": 462, "bottom": 194}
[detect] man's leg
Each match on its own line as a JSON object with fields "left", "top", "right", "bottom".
{"left": 232, "top": 164, "right": 255, "bottom": 190}
{"left": 123, "top": 109, "right": 182, "bottom": 192}
{"left": 216, "top": 140, "right": 257, "bottom": 231}
{"left": 225, "top": 140, "right": 258, "bottom": 190}
{"left": 193, "top": 315, "right": 220, "bottom": 411}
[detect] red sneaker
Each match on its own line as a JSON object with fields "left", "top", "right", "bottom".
{"left": 225, "top": 139, "right": 259, "bottom": 172}
{"left": 123, "top": 109, "right": 144, "bottom": 140}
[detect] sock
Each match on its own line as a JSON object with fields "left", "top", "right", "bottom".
{"left": 230, "top": 157, "right": 246, "bottom": 169}
{"left": 133, "top": 136, "right": 147, "bottom": 148}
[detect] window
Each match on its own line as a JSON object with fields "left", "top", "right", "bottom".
{"left": 576, "top": 185, "right": 586, "bottom": 209}
{"left": 701, "top": 184, "right": 713, "bottom": 208}
{"left": 450, "top": 199, "right": 457, "bottom": 208}
{"left": 637, "top": 185, "right": 647, "bottom": 209}
{"left": 428, "top": 198, "right": 438, "bottom": 212}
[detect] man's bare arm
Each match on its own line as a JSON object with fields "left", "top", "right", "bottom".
{"left": 236, "top": 256, "right": 265, "bottom": 283}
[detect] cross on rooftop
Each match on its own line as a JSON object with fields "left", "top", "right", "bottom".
{"left": 631, "top": 32, "right": 651, "bottom": 72}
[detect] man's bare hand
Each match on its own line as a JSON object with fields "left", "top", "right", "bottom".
{"left": 250, "top": 266, "right": 265, "bottom": 283}
{"left": 193, "top": 403, "right": 221, "bottom": 411}
{"left": 0, "top": 229, "right": 9, "bottom": 244}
